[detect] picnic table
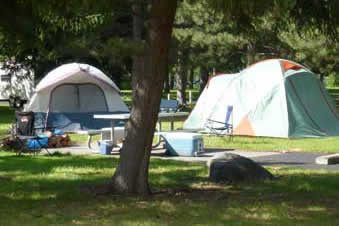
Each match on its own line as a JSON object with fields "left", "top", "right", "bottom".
{"left": 93, "top": 111, "right": 189, "bottom": 148}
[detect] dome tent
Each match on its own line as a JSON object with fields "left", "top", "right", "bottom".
{"left": 184, "top": 59, "right": 339, "bottom": 138}
{"left": 25, "top": 63, "right": 129, "bottom": 132}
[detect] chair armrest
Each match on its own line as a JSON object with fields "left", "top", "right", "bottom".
{"left": 205, "top": 119, "right": 233, "bottom": 128}
{"left": 206, "top": 119, "right": 226, "bottom": 125}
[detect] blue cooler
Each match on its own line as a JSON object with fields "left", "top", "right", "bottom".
{"left": 99, "top": 141, "right": 113, "bottom": 155}
{"left": 162, "top": 132, "right": 204, "bottom": 157}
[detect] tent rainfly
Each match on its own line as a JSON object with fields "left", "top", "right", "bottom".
{"left": 184, "top": 59, "right": 339, "bottom": 138}
{"left": 25, "top": 63, "right": 129, "bottom": 132}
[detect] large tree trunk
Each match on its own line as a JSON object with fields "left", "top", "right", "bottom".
{"left": 112, "top": 0, "right": 177, "bottom": 195}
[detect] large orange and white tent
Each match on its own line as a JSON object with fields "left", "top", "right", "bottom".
{"left": 184, "top": 59, "right": 339, "bottom": 138}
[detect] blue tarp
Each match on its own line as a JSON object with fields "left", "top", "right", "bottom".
{"left": 34, "top": 111, "right": 128, "bottom": 132}
{"left": 27, "top": 134, "right": 49, "bottom": 149}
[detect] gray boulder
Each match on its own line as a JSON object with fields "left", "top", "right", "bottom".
{"left": 207, "top": 152, "right": 275, "bottom": 183}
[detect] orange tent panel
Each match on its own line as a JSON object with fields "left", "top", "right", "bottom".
{"left": 281, "top": 60, "right": 304, "bottom": 72}
{"left": 234, "top": 115, "right": 255, "bottom": 136}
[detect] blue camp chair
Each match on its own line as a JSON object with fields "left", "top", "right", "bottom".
{"left": 205, "top": 105, "right": 233, "bottom": 139}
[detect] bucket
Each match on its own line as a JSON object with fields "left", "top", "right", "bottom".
{"left": 99, "top": 141, "right": 113, "bottom": 155}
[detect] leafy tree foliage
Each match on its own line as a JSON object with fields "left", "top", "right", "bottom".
{"left": 172, "top": 1, "right": 247, "bottom": 96}
{"left": 0, "top": 0, "right": 132, "bottom": 84}
{"left": 171, "top": 0, "right": 339, "bottom": 95}
{"left": 280, "top": 29, "right": 339, "bottom": 83}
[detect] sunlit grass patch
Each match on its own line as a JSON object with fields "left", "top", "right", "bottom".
{"left": 0, "top": 104, "right": 14, "bottom": 139}
{"left": 204, "top": 135, "right": 339, "bottom": 153}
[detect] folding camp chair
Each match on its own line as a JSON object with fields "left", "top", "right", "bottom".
{"left": 12, "top": 111, "right": 50, "bottom": 156}
{"left": 205, "top": 105, "right": 233, "bottom": 139}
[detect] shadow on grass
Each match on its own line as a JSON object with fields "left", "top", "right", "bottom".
{"left": 251, "top": 167, "right": 339, "bottom": 198}
{"left": 0, "top": 153, "right": 118, "bottom": 175}
{"left": 2, "top": 152, "right": 339, "bottom": 225}
{"left": 0, "top": 152, "right": 208, "bottom": 191}
{"left": 3, "top": 169, "right": 339, "bottom": 225}
{"left": 2, "top": 151, "right": 339, "bottom": 196}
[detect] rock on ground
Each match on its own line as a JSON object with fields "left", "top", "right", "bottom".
{"left": 207, "top": 152, "right": 275, "bottom": 183}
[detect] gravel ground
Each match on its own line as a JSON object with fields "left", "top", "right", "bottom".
{"left": 48, "top": 145, "right": 339, "bottom": 171}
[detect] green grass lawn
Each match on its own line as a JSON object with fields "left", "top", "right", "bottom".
{"left": 204, "top": 135, "right": 339, "bottom": 153}
{"left": 2, "top": 103, "right": 339, "bottom": 225}
{"left": 0, "top": 103, "right": 13, "bottom": 139}
{"left": 1, "top": 152, "right": 339, "bottom": 225}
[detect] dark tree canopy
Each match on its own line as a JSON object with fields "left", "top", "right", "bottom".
{"left": 0, "top": 0, "right": 133, "bottom": 84}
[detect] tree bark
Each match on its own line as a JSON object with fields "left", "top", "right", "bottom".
{"left": 319, "top": 74, "right": 324, "bottom": 84}
{"left": 112, "top": 0, "right": 177, "bottom": 195}
{"left": 163, "top": 63, "right": 170, "bottom": 93}
{"left": 169, "top": 73, "right": 174, "bottom": 90}
{"left": 247, "top": 42, "right": 256, "bottom": 66}
{"left": 199, "top": 66, "right": 209, "bottom": 94}
{"left": 132, "top": 0, "right": 143, "bottom": 78}
{"left": 188, "top": 67, "right": 194, "bottom": 89}
{"left": 176, "top": 50, "right": 188, "bottom": 105}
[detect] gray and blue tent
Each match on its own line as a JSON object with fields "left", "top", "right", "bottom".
{"left": 25, "top": 63, "right": 129, "bottom": 132}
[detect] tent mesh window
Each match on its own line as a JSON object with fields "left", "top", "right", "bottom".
{"left": 50, "top": 83, "right": 108, "bottom": 112}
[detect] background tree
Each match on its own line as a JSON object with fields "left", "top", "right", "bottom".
{"left": 172, "top": 1, "right": 246, "bottom": 95}
{"left": 171, "top": 0, "right": 339, "bottom": 95}
{"left": 280, "top": 29, "right": 339, "bottom": 84}
{"left": 0, "top": 0, "right": 132, "bottom": 85}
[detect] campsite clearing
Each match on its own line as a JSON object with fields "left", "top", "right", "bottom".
{"left": 1, "top": 151, "right": 339, "bottom": 226}
{"left": 2, "top": 100, "right": 339, "bottom": 225}
{"left": 2, "top": 104, "right": 339, "bottom": 153}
